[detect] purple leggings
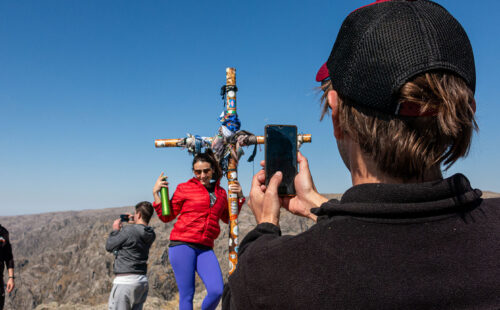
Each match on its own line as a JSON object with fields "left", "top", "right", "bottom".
{"left": 169, "top": 245, "right": 224, "bottom": 310}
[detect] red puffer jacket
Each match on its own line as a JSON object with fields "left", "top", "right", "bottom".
{"left": 153, "top": 178, "right": 245, "bottom": 248}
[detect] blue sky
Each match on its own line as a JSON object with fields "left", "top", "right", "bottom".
{"left": 1, "top": 0, "right": 499, "bottom": 216}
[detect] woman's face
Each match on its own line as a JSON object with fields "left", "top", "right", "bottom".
{"left": 193, "top": 161, "right": 213, "bottom": 187}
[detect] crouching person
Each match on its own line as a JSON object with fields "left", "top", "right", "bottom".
{"left": 106, "top": 201, "right": 156, "bottom": 310}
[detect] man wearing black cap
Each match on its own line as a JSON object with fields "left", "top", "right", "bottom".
{"left": 223, "top": 0, "right": 500, "bottom": 309}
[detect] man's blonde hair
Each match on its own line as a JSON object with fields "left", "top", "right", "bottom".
{"left": 320, "top": 72, "right": 478, "bottom": 180}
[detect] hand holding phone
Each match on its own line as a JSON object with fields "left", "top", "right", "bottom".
{"left": 265, "top": 124, "right": 298, "bottom": 196}
{"left": 248, "top": 167, "right": 282, "bottom": 225}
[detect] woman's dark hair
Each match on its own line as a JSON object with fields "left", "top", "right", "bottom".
{"left": 192, "top": 149, "right": 222, "bottom": 181}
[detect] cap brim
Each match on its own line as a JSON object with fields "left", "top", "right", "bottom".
{"left": 315, "top": 62, "right": 330, "bottom": 82}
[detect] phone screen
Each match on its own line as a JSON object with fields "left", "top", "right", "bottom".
{"left": 265, "top": 125, "right": 297, "bottom": 196}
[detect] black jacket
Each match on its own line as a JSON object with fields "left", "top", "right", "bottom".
{"left": 223, "top": 174, "right": 500, "bottom": 309}
{"left": 0, "top": 225, "right": 14, "bottom": 281}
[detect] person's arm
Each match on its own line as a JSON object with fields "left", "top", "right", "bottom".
{"left": 223, "top": 223, "right": 292, "bottom": 310}
{"left": 3, "top": 232, "right": 15, "bottom": 293}
{"left": 220, "top": 190, "right": 230, "bottom": 224}
{"left": 224, "top": 170, "right": 316, "bottom": 310}
{"left": 239, "top": 156, "right": 326, "bottom": 246}
{"left": 105, "top": 220, "right": 128, "bottom": 252}
{"left": 152, "top": 172, "right": 168, "bottom": 205}
{"left": 152, "top": 173, "right": 183, "bottom": 222}
{"left": 153, "top": 184, "right": 184, "bottom": 223}
{"left": 231, "top": 180, "right": 246, "bottom": 208}
{"left": 247, "top": 170, "right": 283, "bottom": 226}
{"left": 269, "top": 152, "right": 328, "bottom": 223}
{"left": 221, "top": 181, "right": 245, "bottom": 224}
{"left": 228, "top": 152, "right": 323, "bottom": 253}
{"left": 221, "top": 286, "right": 233, "bottom": 310}
{"left": 6, "top": 267, "right": 14, "bottom": 293}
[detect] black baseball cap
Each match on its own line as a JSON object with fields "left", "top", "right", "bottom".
{"left": 321, "top": 0, "right": 475, "bottom": 116}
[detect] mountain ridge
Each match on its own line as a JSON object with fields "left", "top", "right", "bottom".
{"left": 1, "top": 191, "right": 499, "bottom": 309}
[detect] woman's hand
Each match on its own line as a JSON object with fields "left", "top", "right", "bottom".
{"left": 228, "top": 180, "right": 244, "bottom": 198}
{"left": 153, "top": 172, "right": 169, "bottom": 204}
{"left": 153, "top": 172, "right": 168, "bottom": 194}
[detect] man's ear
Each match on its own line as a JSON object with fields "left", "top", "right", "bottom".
{"left": 327, "top": 90, "right": 343, "bottom": 140}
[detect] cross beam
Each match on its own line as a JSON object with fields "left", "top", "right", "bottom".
{"left": 154, "top": 134, "right": 312, "bottom": 148}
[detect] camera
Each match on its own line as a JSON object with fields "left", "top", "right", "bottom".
{"left": 120, "top": 214, "right": 132, "bottom": 222}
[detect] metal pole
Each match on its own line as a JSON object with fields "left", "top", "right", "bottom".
{"left": 225, "top": 68, "right": 240, "bottom": 275}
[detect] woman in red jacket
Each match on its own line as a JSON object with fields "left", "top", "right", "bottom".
{"left": 152, "top": 150, "right": 244, "bottom": 310}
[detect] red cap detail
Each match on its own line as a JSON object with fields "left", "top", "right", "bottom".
{"left": 315, "top": 62, "right": 329, "bottom": 82}
{"left": 353, "top": 0, "right": 393, "bottom": 13}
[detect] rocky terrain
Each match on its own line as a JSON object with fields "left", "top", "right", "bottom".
{"left": 0, "top": 194, "right": 342, "bottom": 310}
{"left": 1, "top": 191, "right": 498, "bottom": 310}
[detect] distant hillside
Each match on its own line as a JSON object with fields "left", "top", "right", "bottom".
{"left": 0, "top": 197, "right": 323, "bottom": 310}
{"left": 1, "top": 190, "right": 498, "bottom": 309}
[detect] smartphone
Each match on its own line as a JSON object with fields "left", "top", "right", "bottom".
{"left": 265, "top": 124, "right": 298, "bottom": 196}
{"left": 120, "top": 214, "right": 129, "bottom": 222}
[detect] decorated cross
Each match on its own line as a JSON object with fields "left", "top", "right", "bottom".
{"left": 154, "top": 68, "right": 311, "bottom": 274}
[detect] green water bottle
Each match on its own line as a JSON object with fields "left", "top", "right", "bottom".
{"left": 160, "top": 183, "right": 171, "bottom": 216}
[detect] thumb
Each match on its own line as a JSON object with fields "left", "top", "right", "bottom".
{"left": 251, "top": 170, "right": 265, "bottom": 191}
{"left": 267, "top": 171, "right": 283, "bottom": 194}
